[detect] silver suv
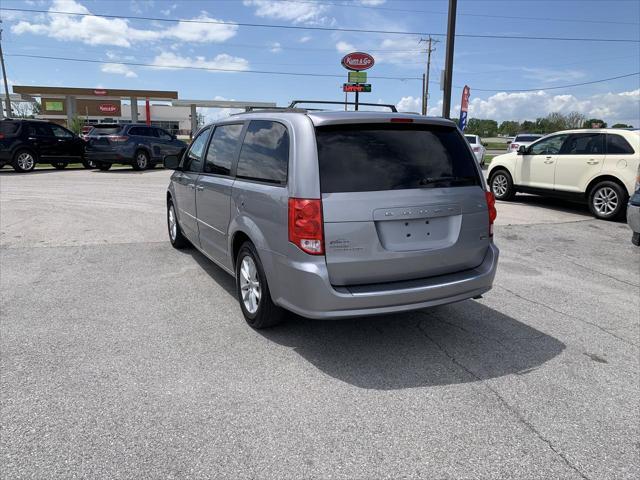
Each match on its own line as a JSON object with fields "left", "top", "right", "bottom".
{"left": 164, "top": 106, "right": 499, "bottom": 328}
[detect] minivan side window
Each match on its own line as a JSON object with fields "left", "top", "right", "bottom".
{"left": 237, "top": 121, "right": 289, "bottom": 185}
{"left": 607, "top": 134, "right": 635, "bottom": 154}
{"left": 183, "top": 128, "right": 210, "bottom": 172}
{"left": 204, "top": 124, "right": 244, "bottom": 175}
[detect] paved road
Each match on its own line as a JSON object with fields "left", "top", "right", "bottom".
{"left": 1, "top": 169, "right": 638, "bottom": 479}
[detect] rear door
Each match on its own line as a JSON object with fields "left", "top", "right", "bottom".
{"left": 49, "top": 124, "right": 81, "bottom": 159}
{"left": 554, "top": 132, "right": 605, "bottom": 192}
{"left": 316, "top": 123, "right": 490, "bottom": 286}
{"left": 174, "top": 127, "right": 210, "bottom": 244}
{"left": 155, "top": 128, "right": 183, "bottom": 158}
{"left": 196, "top": 123, "right": 245, "bottom": 265}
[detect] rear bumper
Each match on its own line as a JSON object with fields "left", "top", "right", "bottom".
{"left": 627, "top": 203, "right": 640, "bottom": 234}
{"left": 269, "top": 243, "right": 499, "bottom": 319}
{"left": 85, "top": 152, "right": 131, "bottom": 164}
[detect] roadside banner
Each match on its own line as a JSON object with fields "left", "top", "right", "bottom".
{"left": 458, "top": 85, "right": 470, "bottom": 131}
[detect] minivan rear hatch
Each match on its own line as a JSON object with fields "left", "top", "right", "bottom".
{"left": 317, "top": 122, "right": 491, "bottom": 286}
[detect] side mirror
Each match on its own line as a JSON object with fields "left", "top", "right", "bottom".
{"left": 517, "top": 145, "right": 528, "bottom": 155}
{"left": 164, "top": 155, "right": 181, "bottom": 170}
{"left": 507, "top": 140, "right": 512, "bottom": 145}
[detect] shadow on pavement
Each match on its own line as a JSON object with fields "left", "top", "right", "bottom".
{"left": 508, "top": 193, "right": 592, "bottom": 217}
{"left": 184, "top": 244, "right": 566, "bottom": 390}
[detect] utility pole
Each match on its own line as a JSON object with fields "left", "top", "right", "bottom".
{"left": 419, "top": 36, "right": 438, "bottom": 115}
{"left": 442, "top": 0, "right": 457, "bottom": 119}
{"left": 0, "top": 21, "right": 12, "bottom": 118}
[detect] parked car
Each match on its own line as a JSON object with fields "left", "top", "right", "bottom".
{"left": 163, "top": 109, "right": 499, "bottom": 329}
{"left": 465, "top": 134, "right": 486, "bottom": 165}
{"left": 85, "top": 124, "right": 186, "bottom": 171}
{"left": 627, "top": 166, "right": 640, "bottom": 245}
{"left": 0, "top": 118, "right": 89, "bottom": 172}
{"left": 488, "top": 129, "right": 640, "bottom": 220}
{"left": 80, "top": 125, "right": 94, "bottom": 140}
{"left": 507, "top": 133, "right": 544, "bottom": 153}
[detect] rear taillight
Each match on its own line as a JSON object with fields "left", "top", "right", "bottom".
{"left": 510, "top": 143, "right": 519, "bottom": 150}
{"left": 0, "top": 133, "right": 4, "bottom": 139}
{"left": 473, "top": 147, "right": 480, "bottom": 152}
{"left": 288, "top": 198, "right": 324, "bottom": 255}
{"left": 485, "top": 191, "right": 497, "bottom": 237}
{"left": 390, "top": 118, "right": 413, "bottom": 123}
{"left": 108, "top": 135, "right": 129, "bottom": 142}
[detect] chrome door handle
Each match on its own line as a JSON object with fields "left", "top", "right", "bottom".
{"left": 195, "top": 185, "right": 204, "bottom": 191}
{"left": 187, "top": 183, "right": 195, "bottom": 189}
{"left": 544, "top": 159, "right": 554, "bottom": 164}
{"left": 586, "top": 159, "right": 599, "bottom": 165}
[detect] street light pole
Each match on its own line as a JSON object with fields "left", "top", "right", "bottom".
{"left": 0, "top": 22, "right": 13, "bottom": 118}
{"left": 442, "top": 0, "right": 457, "bottom": 119}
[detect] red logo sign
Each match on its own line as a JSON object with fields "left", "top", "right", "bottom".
{"left": 94, "top": 89, "right": 107, "bottom": 96}
{"left": 98, "top": 103, "right": 117, "bottom": 113}
{"left": 341, "top": 52, "right": 374, "bottom": 71}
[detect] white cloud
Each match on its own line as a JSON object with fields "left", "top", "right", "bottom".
{"left": 521, "top": 67, "right": 586, "bottom": 84}
{"left": 299, "top": 35, "right": 312, "bottom": 43}
{"left": 358, "top": 0, "right": 386, "bottom": 5}
{"left": 336, "top": 41, "right": 356, "bottom": 54}
{"left": 101, "top": 63, "right": 137, "bottom": 78}
{"left": 396, "top": 96, "right": 441, "bottom": 115}
{"left": 151, "top": 52, "right": 250, "bottom": 72}
{"left": 161, "top": 3, "right": 177, "bottom": 16}
{"left": 198, "top": 96, "right": 244, "bottom": 123}
{"left": 10, "top": 0, "right": 238, "bottom": 47}
{"left": 243, "top": 0, "right": 331, "bottom": 24}
{"left": 270, "top": 42, "right": 282, "bottom": 53}
{"left": 462, "top": 88, "right": 640, "bottom": 126}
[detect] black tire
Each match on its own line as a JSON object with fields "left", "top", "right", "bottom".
{"left": 132, "top": 150, "right": 150, "bottom": 171}
{"left": 52, "top": 162, "right": 67, "bottom": 170}
{"left": 588, "top": 180, "right": 627, "bottom": 220}
{"left": 12, "top": 149, "right": 37, "bottom": 172}
{"left": 489, "top": 169, "right": 516, "bottom": 201}
{"left": 167, "top": 200, "right": 189, "bottom": 249}
{"left": 97, "top": 162, "right": 112, "bottom": 171}
{"left": 82, "top": 158, "right": 96, "bottom": 169}
{"left": 632, "top": 232, "right": 640, "bottom": 246}
{"left": 235, "top": 242, "right": 285, "bottom": 329}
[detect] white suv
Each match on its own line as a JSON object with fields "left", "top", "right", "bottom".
{"left": 488, "top": 129, "right": 640, "bottom": 220}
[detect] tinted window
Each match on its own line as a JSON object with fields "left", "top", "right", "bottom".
{"left": 0, "top": 121, "right": 20, "bottom": 135}
{"left": 29, "top": 123, "right": 54, "bottom": 137}
{"left": 237, "top": 121, "right": 289, "bottom": 184}
{"left": 204, "top": 124, "right": 244, "bottom": 175}
{"left": 129, "top": 126, "right": 155, "bottom": 137}
{"left": 562, "top": 133, "right": 604, "bottom": 154}
{"left": 92, "top": 126, "right": 122, "bottom": 135}
{"left": 529, "top": 135, "right": 568, "bottom": 155}
{"left": 516, "top": 135, "right": 542, "bottom": 142}
{"left": 183, "top": 128, "right": 210, "bottom": 172}
{"left": 156, "top": 128, "right": 173, "bottom": 141}
{"left": 316, "top": 124, "right": 480, "bottom": 193}
{"left": 465, "top": 135, "right": 477, "bottom": 144}
{"left": 607, "top": 134, "right": 635, "bottom": 154}
{"left": 51, "top": 124, "right": 73, "bottom": 138}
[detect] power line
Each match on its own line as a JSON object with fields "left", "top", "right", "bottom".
{"left": 283, "top": 0, "right": 640, "bottom": 26}
{"left": 1, "top": 7, "right": 639, "bottom": 43}
{"left": 6, "top": 53, "right": 639, "bottom": 93}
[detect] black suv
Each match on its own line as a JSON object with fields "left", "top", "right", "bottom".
{"left": 0, "top": 119, "right": 88, "bottom": 172}
{"left": 85, "top": 124, "right": 187, "bottom": 170}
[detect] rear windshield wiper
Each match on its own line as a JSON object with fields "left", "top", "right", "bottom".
{"left": 417, "top": 176, "right": 477, "bottom": 187}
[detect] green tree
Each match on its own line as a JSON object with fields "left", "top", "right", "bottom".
{"left": 499, "top": 121, "right": 520, "bottom": 136}
{"left": 611, "top": 123, "right": 633, "bottom": 128}
{"left": 68, "top": 116, "right": 85, "bottom": 135}
{"left": 520, "top": 120, "right": 537, "bottom": 132}
{"left": 466, "top": 118, "right": 498, "bottom": 136}
{"left": 582, "top": 118, "right": 607, "bottom": 128}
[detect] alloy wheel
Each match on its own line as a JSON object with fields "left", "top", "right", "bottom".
{"left": 17, "top": 152, "right": 35, "bottom": 171}
{"left": 239, "top": 256, "right": 261, "bottom": 315}
{"left": 168, "top": 205, "right": 177, "bottom": 241}
{"left": 492, "top": 174, "right": 508, "bottom": 197}
{"left": 592, "top": 187, "right": 619, "bottom": 216}
{"left": 136, "top": 153, "right": 148, "bottom": 169}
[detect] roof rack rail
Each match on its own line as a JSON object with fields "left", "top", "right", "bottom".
{"left": 288, "top": 100, "right": 397, "bottom": 112}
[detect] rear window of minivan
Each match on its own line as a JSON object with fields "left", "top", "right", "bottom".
{"left": 316, "top": 124, "right": 480, "bottom": 193}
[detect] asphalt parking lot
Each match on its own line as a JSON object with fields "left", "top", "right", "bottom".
{"left": 1, "top": 168, "right": 638, "bottom": 479}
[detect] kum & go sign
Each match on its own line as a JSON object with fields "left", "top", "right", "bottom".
{"left": 341, "top": 52, "right": 374, "bottom": 71}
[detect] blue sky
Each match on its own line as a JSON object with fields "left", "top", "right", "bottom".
{"left": 1, "top": 0, "right": 639, "bottom": 124}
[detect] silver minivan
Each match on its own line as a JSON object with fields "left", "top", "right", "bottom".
{"left": 164, "top": 107, "right": 499, "bottom": 328}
